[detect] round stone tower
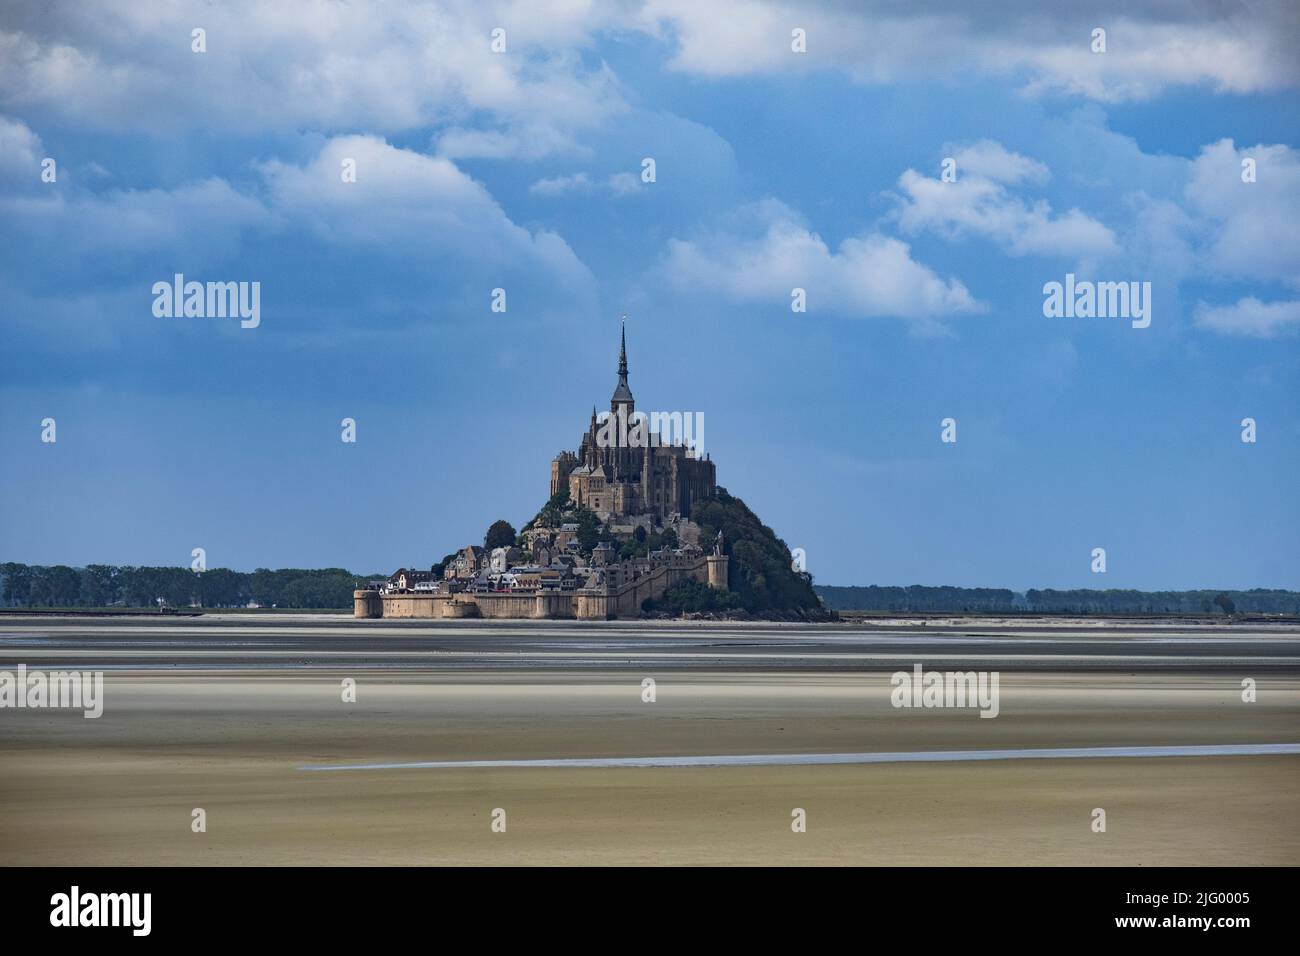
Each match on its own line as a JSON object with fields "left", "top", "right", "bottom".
{"left": 706, "top": 530, "right": 729, "bottom": 590}
{"left": 353, "top": 589, "right": 382, "bottom": 618}
{"left": 706, "top": 553, "right": 729, "bottom": 590}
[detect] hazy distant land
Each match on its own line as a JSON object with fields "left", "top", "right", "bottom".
{"left": 2, "top": 562, "right": 1297, "bottom": 618}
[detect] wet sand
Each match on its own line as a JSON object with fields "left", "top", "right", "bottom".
{"left": 2, "top": 665, "right": 1297, "bottom": 865}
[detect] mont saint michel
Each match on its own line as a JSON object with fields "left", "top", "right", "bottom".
{"left": 357, "top": 324, "right": 768, "bottom": 621}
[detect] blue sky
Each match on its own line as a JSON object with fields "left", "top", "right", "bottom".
{"left": 1, "top": 1, "right": 1297, "bottom": 589}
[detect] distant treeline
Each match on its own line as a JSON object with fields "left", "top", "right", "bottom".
{"left": 815, "top": 585, "right": 1300, "bottom": 615}
{"left": 0, "top": 563, "right": 377, "bottom": 609}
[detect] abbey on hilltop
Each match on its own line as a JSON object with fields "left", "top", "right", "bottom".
{"left": 551, "top": 322, "right": 716, "bottom": 522}
{"left": 356, "top": 322, "right": 728, "bottom": 620}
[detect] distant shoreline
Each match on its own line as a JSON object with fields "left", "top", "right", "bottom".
{"left": 3, "top": 606, "right": 1299, "bottom": 626}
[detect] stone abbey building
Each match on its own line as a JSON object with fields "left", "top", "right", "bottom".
{"left": 550, "top": 324, "right": 716, "bottom": 521}
{"left": 355, "top": 323, "right": 728, "bottom": 620}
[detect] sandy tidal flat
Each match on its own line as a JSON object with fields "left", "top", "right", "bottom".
{"left": 2, "top": 668, "right": 1297, "bottom": 865}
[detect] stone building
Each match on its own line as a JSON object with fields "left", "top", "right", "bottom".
{"left": 357, "top": 322, "right": 731, "bottom": 621}
{"left": 446, "top": 546, "right": 484, "bottom": 580}
{"left": 551, "top": 324, "right": 715, "bottom": 522}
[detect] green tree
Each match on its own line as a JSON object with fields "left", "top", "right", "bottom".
{"left": 198, "top": 568, "right": 245, "bottom": 608}
{"left": 45, "top": 565, "right": 82, "bottom": 606}
{"left": 571, "top": 507, "right": 601, "bottom": 554}
{"left": 689, "top": 488, "right": 826, "bottom": 616}
{"left": 1, "top": 563, "right": 33, "bottom": 606}
{"left": 81, "top": 564, "right": 120, "bottom": 606}
{"left": 525, "top": 488, "right": 571, "bottom": 531}
{"left": 644, "top": 578, "right": 741, "bottom": 615}
{"left": 250, "top": 568, "right": 283, "bottom": 607}
{"left": 28, "top": 569, "right": 53, "bottom": 607}
{"left": 484, "top": 519, "right": 517, "bottom": 550}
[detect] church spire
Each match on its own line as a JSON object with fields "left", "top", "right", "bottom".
{"left": 610, "top": 315, "right": 634, "bottom": 412}
{"left": 618, "top": 317, "right": 628, "bottom": 380}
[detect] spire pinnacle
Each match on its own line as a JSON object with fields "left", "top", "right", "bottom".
{"left": 610, "top": 315, "right": 634, "bottom": 410}
{"left": 618, "top": 315, "right": 628, "bottom": 378}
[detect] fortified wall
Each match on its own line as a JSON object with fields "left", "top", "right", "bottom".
{"left": 355, "top": 552, "right": 727, "bottom": 621}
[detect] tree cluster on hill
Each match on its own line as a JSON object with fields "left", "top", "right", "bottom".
{"left": 0, "top": 563, "right": 375, "bottom": 609}
{"left": 643, "top": 576, "right": 742, "bottom": 615}
{"left": 570, "top": 507, "right": 605, "bottom": 554}
{"left": 617, "top": 524, "right": 678, "bottom": 561}
{"left": 520, "top": 490, "right": 609, "bottom": 558}
{"left": 484, "top": 519, "right": 518, "bottom": 551}
{"left": 814, "top": 585, "right": 1300, "bottom": 615}
{"left": 522, "top": 488, "right": 570, "bottom": 533}
{"left": 432, "top": 552, "right": 460, "bottom": 579}
{"left": 644, "top": 488, "right": 829, "bottom": 619}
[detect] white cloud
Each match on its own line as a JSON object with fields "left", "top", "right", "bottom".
{"left": 530, "top": 172, "right": 593, "bottom": 196}
{"left": 661, "top": 199, "right": 982, "bottom": 325}
{"left": 1184, "top": 139, "right": 1300, "bottom": 286}
{"left": 1008, "top": 18, "right": 1297, "bottom": 103}
{"left": 1194, "top": 298, "right": 1300, "bottom": 337}
{"left": 0, "top": 177, "right": 269, "bottom": 282}
{"left": 436, "top": 124, "right": 594, "bottom": 162}
{"left": 529, "top": 169, "right": 643, "bottom": 198}
{"left": 997, "top": 115, "right": 1300, "bottom": 335}
{"left": 0, "top": 114, "right": 41, "bottom": 178}
{"left": 0, "top": 134, "right": 596, "bottom": 328}
{"left": 259, "top": 135, "right": 594, "bottom": 288}
{"left": 946, "top": 140, "right": 1049, "bottom": 186}
{"left": 4, "top": 0, "right": 1290, "bottom": 154}
{"left": 893, "top": 144, "right": 1116, "bottom": 259}
{"left": 640, "top": 1, "right": 1300, "bottom": 102}
{"left": 0, "top": 1, "right": 626, "bottom": 147}
{"left": 607, "top": 171, "right": 642, "bottom": 196}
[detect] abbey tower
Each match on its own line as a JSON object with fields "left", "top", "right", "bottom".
{"left": 550, "top": 324, "right": 715, "bottom": 522}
